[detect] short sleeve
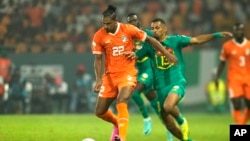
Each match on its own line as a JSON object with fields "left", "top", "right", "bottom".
{"left": 220, "top": 44, "right": 227, "bottom": 61}
{"left": 91, "top": 32, "right": 103, "bottom": 54}
{"left": 127, "top": 24, "right": 147, "bottom": 42}
{"left": 178, "top": 35, "right": 191, "bottom": 48}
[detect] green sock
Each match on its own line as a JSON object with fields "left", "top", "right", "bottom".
{"left": 132, "top": 90, "right": 149, "bottom": 119}
{"left": 149, "top": 98, "right": 160, "bottom": 116}
{"left": 176, "top": 114, "right": 184, "bottom": 125}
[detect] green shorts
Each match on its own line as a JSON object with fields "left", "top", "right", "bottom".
{"left": 137, "top": 72, "right": 154, "bottom": 95}
{"left": 156, "top": 80, "right": 186, "bottom": 108}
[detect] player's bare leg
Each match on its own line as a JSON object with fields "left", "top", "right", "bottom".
{"left": 161, "top": 111, "right": 182, "bottom": 140}
{"left": 95, "top": 97, "right": 118, "bottom": 141}
{"left": 163, "top": 93, "right": 191, "bottom": 140}
{"left": 146, "top": 90, "right": 173, "bottom": 141}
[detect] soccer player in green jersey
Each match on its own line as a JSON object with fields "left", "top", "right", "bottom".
{"left": 127, "top": 13, "right": 173, "bottom": 140}
{"left": 150, "top": 18, "right": 232, "bottom": 141}
{"left": 134, "top": 18, "right": 232, "bottom": 140}
{"left": 127, "top": 13, "right": 173, "bottom": 139}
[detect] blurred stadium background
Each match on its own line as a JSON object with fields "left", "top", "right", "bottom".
{"left": 0, "top": 0, "right": 250, "bottom": 116}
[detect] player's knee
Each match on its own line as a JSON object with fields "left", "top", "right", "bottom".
{"left": 95, "top": 109, "right": 106, "bottom": 118}
{"left": 117, "top": 93, "right": 131, "bottom": 103}
{"left": 116, "top": 96, "right": 130, "bottom": 103}
{"left": 163, "top": 103, "right": 174, "bottom": 113}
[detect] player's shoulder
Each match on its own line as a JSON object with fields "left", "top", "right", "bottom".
{"left": 169, "top": 34, "right": 189, "bottom": 39}
{"left": 222, "top": 39, "right": 234, "bottom": 47}
{"left": 121, "top": 23, "right": 134, "bottom": 29}
{"left": 165, "top": 35, "right": 183, "bottom": 42}
{"left": 94, "top": 28, "right": 106, "bottom": 37}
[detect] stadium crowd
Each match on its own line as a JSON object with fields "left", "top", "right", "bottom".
{"left": 0, "top": 0, "right": 250, "bottom": 54}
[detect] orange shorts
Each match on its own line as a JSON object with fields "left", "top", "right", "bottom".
{"left": 98, "top": 70, "right": 137, "bottom": 98}
{"left": 228, "top": 79, "right": 250, "bottom": 99}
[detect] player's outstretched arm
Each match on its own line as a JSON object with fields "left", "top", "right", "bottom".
{"left": 145, "top": 35, "right": 178, "bottom": 65}
{"left": 94, "top": 54, "right": 102, "bottom": 93}
{"left": 190, "top": 32, "right": 232, "bottom": 45}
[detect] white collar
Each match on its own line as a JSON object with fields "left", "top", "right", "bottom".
{"left": 232, "top": 38, "right": 247, "bottom": 47}
{"left": 109, "top": 22, "right": 120, "bottom": 35}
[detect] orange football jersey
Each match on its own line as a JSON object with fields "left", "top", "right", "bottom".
{"left": 220, "top": 38, "right": 250, "bottom": 81}
{"left": 92, "top": 22, "right": 147, "bottom": 73}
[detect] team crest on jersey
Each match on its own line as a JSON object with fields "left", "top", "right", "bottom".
{"left": 121, "top": 35, "right": 127, "bottom": 42}
{"left": 246, "top": 49, "right": 250, "bottom": 55}
{"left": 142, "top": 73, "right": 148, "bottom": 78}
{"left": 127, "top": 75, "right": 132, "bottom": 81}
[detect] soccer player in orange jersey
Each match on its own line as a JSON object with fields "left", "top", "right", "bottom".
{"left": 215, "top": 23, "right": 250, "bottom": 124}
{"left": 91, "top": 5, "right": 177, "bottom": 141}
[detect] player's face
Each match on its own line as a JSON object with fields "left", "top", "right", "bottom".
{"left": 102, "top": 17, "right": 117, "bottom": 33}
{"left": 233, "top": 24, "right": 244, "bottom": 39}
{"left": 127, "top": 15, "right": 140, "bottom": 28}
{"left": 151, "top": 21, "right": 167, "bottom": 40}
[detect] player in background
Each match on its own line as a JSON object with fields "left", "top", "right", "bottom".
{"left": 214, "top": 23, "right": 250, "bottom": 124}
{"left": 91, "top": 5, "right": 177, "bottom": 141}
{"left": 126, "top": 13, "right": 173, "bottom": 141}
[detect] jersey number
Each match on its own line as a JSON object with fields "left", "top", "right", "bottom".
{"left": 155, "top": 55, "right": 172, "bottom": 69}
{"left": 112, "top": 46, "right": 124, "bottom": 56}
{"left": 239, "top": 56, "right": 245, "bottom": 66}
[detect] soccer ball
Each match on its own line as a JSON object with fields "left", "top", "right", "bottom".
{"left": 82, "top": 138, "right": 95, "bottom": 141}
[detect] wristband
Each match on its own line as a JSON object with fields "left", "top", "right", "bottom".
{"left": 212, "top": 32, "right": 223, "bottom": 38}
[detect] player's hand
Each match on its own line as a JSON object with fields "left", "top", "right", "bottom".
{"left": 94, "top": 80, "right": 102, "bottom": 93}
{"left": 165, "top": 53, "right": 178, "bottom": 65}
{"left": 123, "top": 51, "right": 137, "bottom": 60}
{"left": 220, "top": 32, "right": 233, "bottom": 38}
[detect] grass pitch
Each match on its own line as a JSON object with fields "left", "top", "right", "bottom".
{"left": 0, "top": 113, "right": 232, "bottom": 141}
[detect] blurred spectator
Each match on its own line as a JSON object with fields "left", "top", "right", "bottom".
{"left": 69, "top": 64, "right": 94, "bottom": 113}
{"left": 0, "top": 0, "right": 249, "bottom": 54}
{"left": 24, "top": 1, "right": 45, "bottom": 28}
{"left": 5, "top": 67, "right": 31, "bottom": 114}
{"left": 44, "top": 73, "right": 68, "bottom": 114}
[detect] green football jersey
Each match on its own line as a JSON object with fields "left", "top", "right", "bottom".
{"left": 134, "top": 29, "right": 154, "bottom": 71}
{"left": 136, "top": 35, "right": 191, "bottom": 85}
{"left": 155, "top": 35, "right": 191, "bottom": 85}
{"left": 134, "top": 29, "right": 155, "bottom": 89}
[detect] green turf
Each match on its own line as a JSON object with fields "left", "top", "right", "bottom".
{"left": 0, "top": 113, "right": 232, "bottom": 141}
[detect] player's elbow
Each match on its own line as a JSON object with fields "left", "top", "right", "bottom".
{"left": 191, "top": 37, "right": 204, "bottom": 45}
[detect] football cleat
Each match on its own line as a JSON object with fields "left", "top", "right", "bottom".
{"left": 110, "top": 126, "right": 119, "bottom": 141}
{"left": 143, "top": 119, "right": 152, "bottom": 135}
